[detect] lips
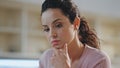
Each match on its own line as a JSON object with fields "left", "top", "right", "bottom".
{"left": 51, "top": 40, "right": 60, "bottom": 47}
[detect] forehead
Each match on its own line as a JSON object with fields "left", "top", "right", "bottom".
{"left": 41, "top": 8, "right": 68, "bottom": 25}
{"left": 42, "top": 8, "right": 64, "bottom": 16}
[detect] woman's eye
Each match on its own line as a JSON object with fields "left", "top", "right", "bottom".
{"left": 43, "top": 28, "right": 50, "bottom": 32}
{"left": 55, "top": 23, "right": 63, "bottom": 28}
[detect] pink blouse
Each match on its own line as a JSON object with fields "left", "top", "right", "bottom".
{"left": 39, "top": 45, "right": 111, "bottom": 68}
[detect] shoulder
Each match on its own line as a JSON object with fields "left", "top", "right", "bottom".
{"left": 84, "top": 45, "right": 111, "bottom": 67}
{"left": 86, "top": 45, "right": 108, "bottom": 59}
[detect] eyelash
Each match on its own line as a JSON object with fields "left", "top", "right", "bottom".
{"left": 55, "top": 23, "right": 63, "bottom": 28}
{"left": 43, "top": 28, "right": 50, "bottom": 32}
{"left": 43, "top": 22, "right": 63, "bottom": 32}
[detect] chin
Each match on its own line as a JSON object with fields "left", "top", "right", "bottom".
{"left": 53, "top": 45, "right": 62, "bottom": 49}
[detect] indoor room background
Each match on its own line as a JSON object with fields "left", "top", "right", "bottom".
{"left": 0, "top": 0, "right": 120, "bottom": 68}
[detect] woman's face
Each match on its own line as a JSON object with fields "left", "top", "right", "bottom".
{"left": 41, "top": 8, "right": 76, "bottom": 49}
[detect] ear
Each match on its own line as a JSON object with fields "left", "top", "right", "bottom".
{"left": 74, "top": 16, "right": 80, "bottom": 30}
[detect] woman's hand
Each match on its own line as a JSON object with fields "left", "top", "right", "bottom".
{"left": 50, "top": 43, "right": 71, "bottom": 68}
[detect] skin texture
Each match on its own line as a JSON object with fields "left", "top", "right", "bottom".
{"left": 42, "top": 8, "right": 75, "bottom": 49}
{"left": 41, "top": 8, "right": 84, "bottom": 68}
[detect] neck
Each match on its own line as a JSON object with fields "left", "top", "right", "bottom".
{"left": 68, "top": 34, "right": 84, "bottom": 63}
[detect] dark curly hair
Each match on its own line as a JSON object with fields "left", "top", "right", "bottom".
{"left": 41, "top": 0, "right": 100, "bottom": 49}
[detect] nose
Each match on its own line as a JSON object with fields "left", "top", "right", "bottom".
{"left": 50, "top": 28, "right": 57, "bottom": 38}
{"left": 52, "top": 33, "right": 57, "bottom": 38}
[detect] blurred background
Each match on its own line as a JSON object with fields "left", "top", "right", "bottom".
{"left": 0, "top": 0, "right": 120, "bottom": 68}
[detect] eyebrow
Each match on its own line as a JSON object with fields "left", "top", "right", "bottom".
{"left": 52, "top": 18, "right": 61, "bottom": 24}
{"left": 42, "top": 18, "right": 62, "bottom": 27}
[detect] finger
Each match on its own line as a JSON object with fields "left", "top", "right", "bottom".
{"left": 63, "top": 43, "right": 68, "bottom": 54}
{"left": 57, "top": 43, "right": 67, "bottom": 53}
{"left": 52, "top": 53, "right": 56, "bottom": 57}
{"left": 53, "top": 48, "right": 59, "bottom": 56}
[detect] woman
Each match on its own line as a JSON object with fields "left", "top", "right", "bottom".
{"left": 39, "top": 0, "right": 111, "bottom": 68}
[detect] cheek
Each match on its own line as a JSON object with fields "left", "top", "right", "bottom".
{"left": 44, "top": 32, "right": 50, "bottom": 41}
{"left": 59, "top": 27, "right": 75, "bottom": 43}
{"left": 66, "top": 30, "right": 75, "bottom": 41}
